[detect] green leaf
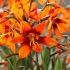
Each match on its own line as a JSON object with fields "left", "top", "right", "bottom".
{"left": 41, "top": 46, "right": 50, "bottom": 70}
{"left": 1, "top": 46, "right": 18, "bottom": 70}
{"left": 54, "top": 58, "right": 62, "bottom": 70}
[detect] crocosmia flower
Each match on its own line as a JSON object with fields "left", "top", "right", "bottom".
{"left": 11, "top": 21, "right": 58, "bottom": 59}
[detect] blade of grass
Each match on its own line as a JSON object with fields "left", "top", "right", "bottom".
{"left": 1, "top": 46, "right": 18, "bottom": 70}
{"left": 54, "top": 58, "right": 62, "bottom": 70}
{"left": 41, "top": 46, "right": 50, "bottom": 70}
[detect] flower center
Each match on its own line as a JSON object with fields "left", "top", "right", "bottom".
{"left": 25, "top": 32, "right": 40, "bottom": 49}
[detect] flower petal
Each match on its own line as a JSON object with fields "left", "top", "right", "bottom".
{"left": 0, "top": 24, "right": 5, "bottom": 34}
{"left": 34, "top": 21, "right": 47, "bottom": 34}
{"left": 55, "top": 18, "right": 68, "bottom": 23}
{"left": 20, "top": 21, "right": 31, "bottom": 33}
{"left": 19, "top": 44, "right": 31, "bottom": 59}
{"left": 54, "top": 27, "right": 62, "bottom": 39}
{"left": 27, "top": 2, "right": 40, "bottom": 21}
{"left": 41, "top": 6, "right": 54, "bottom": 17}
{"left": 27, "top": 11, "right": 40, "bottom": 21}
{"left": 56, "top": 23, "right": 64, "bottom": 33}
{"left": 47, "top": 27, "right": 52, "bottom": 37}
{"left": 8, "top": 43, "right": 16, "bottom": 53}
{"left": 11, "top": 36, "right": 24, "bottom": 43}
{"left": 0, "top": 37, "right": 7, "bottom": 45}
{"left": 42, "top": 36, "right": 58, "bottom": 46}
{"left": 56, "top": 23, "right": 68, "bottom": 33}
{"left": 32, "top": 43, "right": 43, "bottom": 53}
{"left": 48, "top": 20, "right": 52, "bottom": 30}
{"left": 13, "top": 30, "right": 21, "bottom": 37}
{"left": 59, "top": 23, "right": 68, "bottom": 32}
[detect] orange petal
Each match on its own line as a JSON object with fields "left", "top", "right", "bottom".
{"left": 27, "top": 11, "right": 40, "bottom": 21}
{"left": 50, "top": 8, "right": 60, "bottom": 17}
{"left": 55, "top": 18, "right": 68, "bottom": 23}
{"left": 20, "top": 21, "right": 31, "bottom": 33}
{"left": 48, "top": 8, "right": 55, "bottom": 15}
{"left": 14, "top": 21, "right": 21, "bottom": 29}
{"left": 54, "top": 27, "right": 62, "bottom": 39}
{"left": 11, "top": 36, "right": 24, "bottom": 43}
{"left": 56, "top": 23, "right": 64, "bottom": 33}
{"left": 11, "top": 3, "right": 23, "bottom": 21}
{"left": 58, "top": 23, "right": 68, "bottom": 32}
{"left": 32, "top": 43, "right": 43, "bottom": 53}
{"left": 28, "top": 9, "right": 37, "bottom": 16}
{"left": 0, "top": 24, "right": 5, "bottom": 34}
{"left": 56, "top": 23, "right": 68, "bottom": 33}
{"left": 8, "top": 43, "right": 16, "bottom": 53}
{"left": 0, "top": 37, "right": 7, "bottom": 45}
{"left": 34, "top": 21, "right": 47, "bottom": 34}
{"left": 0, "top": 36, "right": 16, "bottom": 53}
{"left": 47, "top": 27, "right": 52, "bottom": 37}
{"left": 41, "top": 6, "right": 54, "bottom": 17}
{"left": 48, "top": 20, "right": 52, "bottom": 30}
{"left": 31, "top": 2, "right": 37, "bottom": 11}
{"left": 0, "top": 12, "right": 9, "bottom": 23}
{"left": 27, "top": 2, "right": 40, "bottom": 21}
{"left": 23, "top": 3, "right": 30, "bottom": 12}
{"left": 43, "top": 36, "right": 58, "bottom": 46}
{"left": 5, "top": 37, "right": 16, "bottom": 53}
{"left": 33, "top": 14, "right": 41, "bottom": 21}
{"left": 13, "top": 30, "right": 21, "bottom": 37}
{"left": 19, "top": 44, "right": 31, "bottom": 59}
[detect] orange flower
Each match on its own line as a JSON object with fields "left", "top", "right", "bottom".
{"left": 0, "top": 15, "right": 17, "bottom": 53}
{"left": 7, "top": 0, "right": 32, "bottom": 22}
{"left": 0, "top": 11, "right": 17, "bottom": 53}
{"left": 0, "top": 11, "right": 9, "bottom": 23}
{"left": 0, "top": 19, "right": 16, "bottom": 53}
{"left": 11, "top": 21, "right": 58, "bottom": 59}
{"left": 26, "top": 2, "right": 41, "bottom": 21}
{"left": 47, "top": 7, "right": 69, "bottom": 39}
{"left": 48, "top": 18, "right": 69, "bottom": 38}
{"left": 0, "top": 33, "right": 16, "bottom": 53}
{"left": 0, "top": 16, "right": 20, "bottom": 53}
{"left": 9, "top": 2, "right": 23, "bottom": 21}
{"left": 0, "top": 10, "right": 21, "bottom": 34}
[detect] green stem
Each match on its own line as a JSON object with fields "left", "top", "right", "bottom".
{"left": 29, "top": 54, "right": 34, "bottom": 70}
{"left": 62, "top": 58, "right": 67, "bottom": 70}
{"left": 36, "top": 53, "right": 40, "bottom": 70}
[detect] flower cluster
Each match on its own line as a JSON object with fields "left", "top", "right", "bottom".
{"left": 0, "top": 0, "right": 70, "bottom": 59}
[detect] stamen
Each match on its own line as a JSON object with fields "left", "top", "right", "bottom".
{"left": 0, "top": 32, "right": 11, "bottom": 38}
{"left": 27, "top": 32, "right": 40, "bottom": 49}
{"left": 32, "top": 41, "right": 36, "bottom": 49}
{"left": 35, "top": 42, "right": 39, "bottom": 47}
{"left": 30, "top": 41, "right": 32, "bottom": 47}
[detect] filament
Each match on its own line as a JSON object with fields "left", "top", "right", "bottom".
{"left": 35, "top": 42, "right": 39, "bottom": 47}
